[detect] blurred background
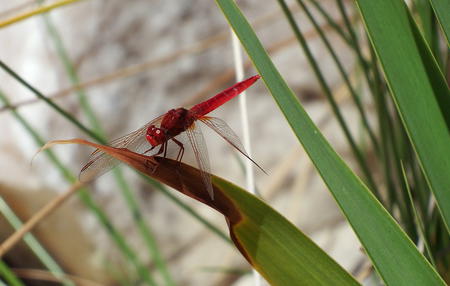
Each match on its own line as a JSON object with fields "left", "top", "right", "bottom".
{"left": 0, "top": 0, "right": 392, "bottom": 285}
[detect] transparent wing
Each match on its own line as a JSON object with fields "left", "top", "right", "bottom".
{"left": 79, "top": 115, "right": 164, "bottom": 182}
{"left": 199, "top": 116, "right": 266, "bottom": 174}
{"left": 185, "top": 123, "right": 214, "bottom": 199}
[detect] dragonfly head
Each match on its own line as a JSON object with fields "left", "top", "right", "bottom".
{"left": 146, "top": 125, "right": 166, "bottom": 146}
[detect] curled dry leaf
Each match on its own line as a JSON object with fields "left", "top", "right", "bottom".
{"left": 37, "top": 138, "right": 237, "bottom": 212}
{"left": 37, "top": 138, "right": 358, "bottom": 285}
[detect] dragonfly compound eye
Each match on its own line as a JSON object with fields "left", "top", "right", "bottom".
{"left": 146, "top": 125, "right": 166, "bottom": 146}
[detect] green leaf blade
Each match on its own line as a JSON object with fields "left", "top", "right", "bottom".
{"left": 214, "top": 0, "right": 446, "bottom": 285}
{"left": 427, "top": 0, "right": 450, "bottom": 44}
{"left": 355, "top": 0, "right": 450, "bottom": 233}
{"left": 214, "top": 178, "right": 360, "bottom": 286}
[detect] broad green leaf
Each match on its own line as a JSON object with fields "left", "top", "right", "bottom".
{"left": 427, "top": 0, "right": 450, "bottom": 44}
{"left": 407, "top": 11, "right": 450, "bottom": 128}
{"left": 355, "top": 0, "right": 450, "bottom": 232}
{"left": 214, "top": 0, "right": 445, "bottom": 285}
{"left": 39, "top": 139, "right": 360, "bottom": 286}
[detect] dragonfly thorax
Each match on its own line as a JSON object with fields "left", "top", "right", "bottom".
{"left": 146, "top": 108, "right": 194, "bottom": 147}
{"left": 146, "top": 125, "right": 167, "bottom": 147}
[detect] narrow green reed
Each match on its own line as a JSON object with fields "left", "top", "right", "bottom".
{"left": 413, "top": 0, "right": 442, "bottom": 66}
{"left": 409, "top": 148, "right": 431, "bottom": 220}
{"left": 335, "top": 0, "right": 381, "bottom": 100}
{"left": 0, "top": 261, "right": 24, "bottom": 286}
{"left": 0, "top": 90, "right": 156, "bottom": 286}
{"left": 401, "top": 162, "right": 436, "bottom": 268}
{"left": 367, "top": 42, "right": 416, "bottom": 228}
{"left": 369, "top": 46, "right": 398, "bottom": 212}
{"left": 308, "top": 0, "right": 377, "bottom": 102}
{"left": 277, "top": 0, "right": 379, "bottom": 195}
{"left": 420, "top": 0, "right": 450, "bottom": 46}
{"left": 388, "top": 109, "right": 418, "bottom": 237}
{"left": 39, "top": 10, "right": 175, "bottom": 285}
{"left": 40, "top": 13, "right": 104, "bottom": 136}
{"left": 341, "top": 7, "right": 409, "bottom": 211}
{"left": 404, "top": 138, "right": 429, "bottom": 237}
{"left": 296, "top": 0, "right": 380, "bottom": 154}
{"left": 0, "top": 61, "right": 101, "bottom": 142}
{"left": 0, "top": 197, "right": 75, "bottom": 286}
{"left": 306, "top": 1, "right": 401, "bottom": 196}
{"left": 307, "top": 0, "right": 352, "bottom": 46}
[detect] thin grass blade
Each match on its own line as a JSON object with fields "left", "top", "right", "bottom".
{"left": 277, "top": 0, "right": 378, "bottom": 194}
{"left": 0, "top": 0, "right": 83, "bottom": 29}
{"left": 0, "top": 261, "right": 25, "bottom": 286}
{"left": 0, "top": 197, "right": 75, "bottom": 286}
{"left": 400, "top": 163, "right": 436, "bottom": 267}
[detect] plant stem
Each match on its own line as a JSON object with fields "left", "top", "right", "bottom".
{"left": 0, "top": 197, "right": 75, "bottom": 286}
{"left": 277, "top": 0, "right": 379, "bottom": 195}
{"left": 0, "top": 261, "right": 25, "bottom": 286}
{"left": 307, "top": 0, "right": 352, "bottom": 46}
{"left": 297, "top": 0, "right": 380, "bottom": 154}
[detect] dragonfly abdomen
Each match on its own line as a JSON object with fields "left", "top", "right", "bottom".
{"left": 189, "top": 75, "right": 260, "bottom": 118}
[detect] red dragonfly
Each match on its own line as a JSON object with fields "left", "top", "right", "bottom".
{"left": 80, "top": 75, "right": 264, "bottom": 199}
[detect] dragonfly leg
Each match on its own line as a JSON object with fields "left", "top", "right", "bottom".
{"left": 151, "top": 142, "right": 165, "bottom": 157}
{"left": 170, "top": 138, "right": 188, "bottom": 195}
{"left": 162, "top": 141, "right": 168, "bottom": 158}
{"left": 150, "top": 143, "right": 166, "bottom": 175}
{"left": 143, "top": 145, "right": 156, "bottom": 154}
{"left": 171, "top": 138, "right": 185, "bottom": 162}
